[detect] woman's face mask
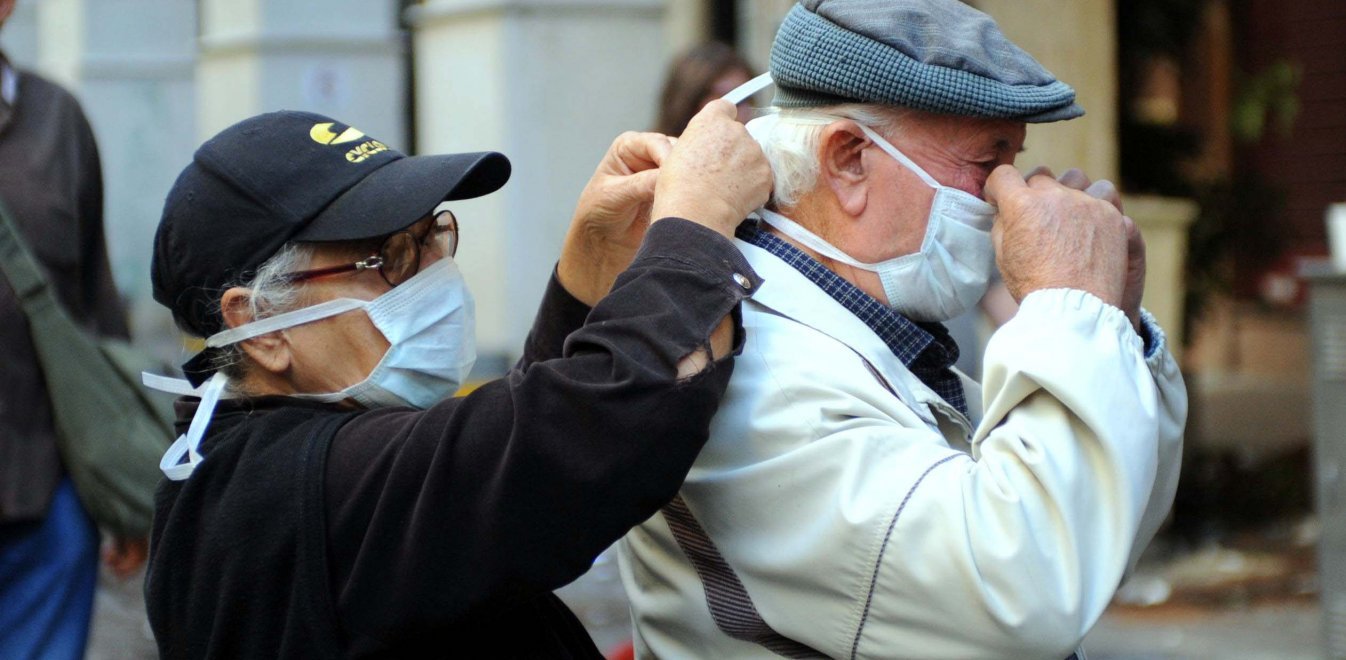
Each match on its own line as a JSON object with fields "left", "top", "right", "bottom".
{"left": 155, "top": 256, "right": 477, "bottom": 481}
{"left": 209, "top": 256, "right": 478, "bottom": 408}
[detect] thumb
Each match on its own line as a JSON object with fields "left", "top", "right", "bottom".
{"left": 984, "top": 164, "right": 1027, "bottom": 208}
{"left": 608, "top": 168, "right": 661, "bottom": 207}
{"left": 691, "top": 99, "right": 737, "bottom": 126}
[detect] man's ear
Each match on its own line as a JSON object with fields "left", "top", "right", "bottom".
{"left": 220, "top": 287, "right": 290, "bottom": 375}
{"left": 818, "top": 120, "right": 872, "bottom": 218}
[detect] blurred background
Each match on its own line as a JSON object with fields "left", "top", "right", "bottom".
{"left": 3, "top": 0, "right": 1343, "bottom": 658}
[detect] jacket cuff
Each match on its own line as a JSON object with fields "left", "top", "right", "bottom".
{"left": 1137, "top": 308, "right": 1167, "bottom": 363}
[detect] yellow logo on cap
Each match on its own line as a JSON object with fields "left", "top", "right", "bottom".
{"left": 309, "top": 122, "right": 365, "bottom": 145}
{"left": 309, "top": 121, "right": 389, "bottom": 163}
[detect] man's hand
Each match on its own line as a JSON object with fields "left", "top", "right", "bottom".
{"left": 985, "top": 165, "right": 1133, "bottom": 326}
{"left": 1023, "top": 167, "right": 1147, "bottom": 330}
{"left": 102, "top": 536, "right": 148, "bottom": 580}
{"left": 558, "top": 131, "right": 675, "bottom": 306}
{"left": 649, "top": 100, "right": 771, "bottom": 238}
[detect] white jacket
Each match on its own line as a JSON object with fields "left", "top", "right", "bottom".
{"left": 619, "top": 238, "right": 1186, "bottom": 659}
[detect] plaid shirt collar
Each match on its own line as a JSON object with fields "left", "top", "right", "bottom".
{"left": 738, "top": 220, "right": 968, "bottom": 418}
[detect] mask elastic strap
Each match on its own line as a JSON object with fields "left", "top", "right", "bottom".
{"left": 159, "top": 371, "right": 228, "bottom": 481}
{"left": 854, "top": 124, "right": 943, "bottom": 190}
{"left": 758, "top": 209, "right": 899, "bottom": 272}
{"left": 722, "top": 71, "right": 774, "bottom": 106}
{"left": 142, "top": 371, "right": 239, "bottom": 399}
{"left": 205, "top": 297, "right": 368, "bottom": 348}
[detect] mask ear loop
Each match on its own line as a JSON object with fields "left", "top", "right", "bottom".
{"left": 159, "top": 372, "right": 228, "bottom": 481}
{"left": 205, "top": 297, "right": 368, "bottom": 348}
{"left": 722, "top": 71, "right": 773, "bottom": 106}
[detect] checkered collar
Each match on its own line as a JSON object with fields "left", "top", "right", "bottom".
{"left": 737, "top": 218, "right": 968, "bottom": 417}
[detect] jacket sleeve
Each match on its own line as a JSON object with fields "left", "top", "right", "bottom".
{"left": 322, "top": 218, "right": 760, "bottom": 643}
{"left": 655, "top": 289, "right": 1184, "bottom": 660}
{"left": 855, "top": 289, "right": 1186, "bottom": 658}
{"left": 860, "top": 290, "right": 1185, "bottom": 658}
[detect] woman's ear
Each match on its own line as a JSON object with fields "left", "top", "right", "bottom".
{"left": 818, "top": 120, "right": 872, "bottom": 218}
{"left": 220, "top": 287, "right": 290, "bottom": 375}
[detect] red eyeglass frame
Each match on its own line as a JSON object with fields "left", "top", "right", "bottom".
{"left": 279, "top": 210, "right": 458, "bottom": 288}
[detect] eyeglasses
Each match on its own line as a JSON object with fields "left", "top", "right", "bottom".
{"left": 281, "top": 210, "right": 458, "bottom": 288}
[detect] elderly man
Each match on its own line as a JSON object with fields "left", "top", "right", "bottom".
{"left": 618, "top": 2, "right": 1186, "bottom": 658}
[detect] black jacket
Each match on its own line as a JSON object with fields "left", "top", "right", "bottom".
{"left": 146, "top": 219, "right": 761, "bottom": 658}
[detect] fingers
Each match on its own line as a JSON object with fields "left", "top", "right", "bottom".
{"left": 1058, "top": 168, "right": 1091, "bottom": 190}
{"left": 612, "top": 131, "right": 674, "bottom": 174}
{"left": 1022, "top": 165, "right": 1125, "bottom": 213}
{"left": 984, "top": 164, "right": 1028, "bottom": 207}
{"left": 609, "top": 168, "right": 660, "bottom": 207}
{"left": 1123, "top": 214, "right": 1144, "bottom": 253}
{"left": 1085, "top": 179, "right": 1123, "bottom": 212}
{"left": 1024, "top": 165, "right": 1054, "bottom": 181}
{"left": 695, "top": 99, "right": 738, "bottom": 122}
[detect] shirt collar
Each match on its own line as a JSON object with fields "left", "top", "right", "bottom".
{"left": 736, "top": 219, "right": 959, "bottom": 371}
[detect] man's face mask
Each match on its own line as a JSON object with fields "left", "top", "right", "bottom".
{"left": 753, "top": 120, "right": 997, "bottom": 323}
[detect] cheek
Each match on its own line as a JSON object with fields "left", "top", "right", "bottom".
{"left": 343, "top": 314, "right": 392, "bottom": 374}
{"left": 949, "top": 167, "right": 990, "bottom": 199}
{"left": 291, "top": 312, "right": 390, "bottom": 388}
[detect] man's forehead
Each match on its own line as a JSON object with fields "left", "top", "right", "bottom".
{"left": 904, "top": 110, "right": 1026, "bottom": 146}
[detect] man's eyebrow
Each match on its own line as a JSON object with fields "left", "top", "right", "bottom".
{"left": 994, "top": 139, "right": 1026, "bottom": 154}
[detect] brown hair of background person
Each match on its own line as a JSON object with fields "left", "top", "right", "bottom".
{"left": 655, "top": 41, "right": 753, "bottom": 136}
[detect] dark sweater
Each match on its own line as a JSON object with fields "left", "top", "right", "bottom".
{"left": 146, "top": 219, "right": 761, "bottom": 658}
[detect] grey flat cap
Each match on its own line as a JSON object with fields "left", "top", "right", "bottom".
{"left": 770, "top": 0, "right": 1084, "bottom": 122}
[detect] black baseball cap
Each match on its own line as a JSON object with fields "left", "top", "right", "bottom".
{"left": 152, "top": 109, "right": 509, "bottom": 345}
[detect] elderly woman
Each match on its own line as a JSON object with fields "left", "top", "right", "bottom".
{"left": 143, "top": 103, "right": 769, "bottom": 657}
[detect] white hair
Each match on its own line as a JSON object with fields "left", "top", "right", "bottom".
{"left": 751, "top": 104, "right": 908, "bottom": 209}
{"left": 211, "top": 242, "right": 315, "bottom": 382}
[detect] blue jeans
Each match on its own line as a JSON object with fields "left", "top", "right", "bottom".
{"left": 0, "top": 477, "right": 99, "bottom": 660}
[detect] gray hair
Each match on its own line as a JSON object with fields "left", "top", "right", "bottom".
{"left": 754, "top": 104, "right": 908, "bottom": 209}
{"left": 211, "top": 242, "right": 315, "bottom": 383}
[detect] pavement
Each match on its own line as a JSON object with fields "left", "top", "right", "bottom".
{"left": 1085, "top": 602, "right": 1323, "bottom": 659}
{"left": 86, "top": 563, "right": 156, "bottom": 660}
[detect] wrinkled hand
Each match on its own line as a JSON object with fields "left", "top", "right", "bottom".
{"left": 649, "top": 100, "right": 771, "bottom": 238}
{"left": 102, "top": 536, "right": 148, "bottom": 580}
{"left": 558, "top": 131, "right": 675, "bottom": 306}
{"left": 1026, "top": 167, "right": 1146, "bottom": 329}
{"left": 985, "top": 165, "right": 1133, "bottom": 327}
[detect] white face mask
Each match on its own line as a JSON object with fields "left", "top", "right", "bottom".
{"left": 753, "top": 120, "right": 998, "bottom": 323}
{"left": 151, "top": 256, "right": 476, "bottom": 480}
{"left": 209, "top": 257, "right": 478, "bottom": 409}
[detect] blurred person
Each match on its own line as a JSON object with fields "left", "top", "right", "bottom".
{"left": 143, "top": 101, "right": 770, "bottom": 657}
{"left": 654, "top": 41, "right": 754, "bottom": 136}
{"left": 0, "top": 0, "right": 147, "bottom": 658}
{"left": 619, "top": 1, "right": 1187, "bottom": 658}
